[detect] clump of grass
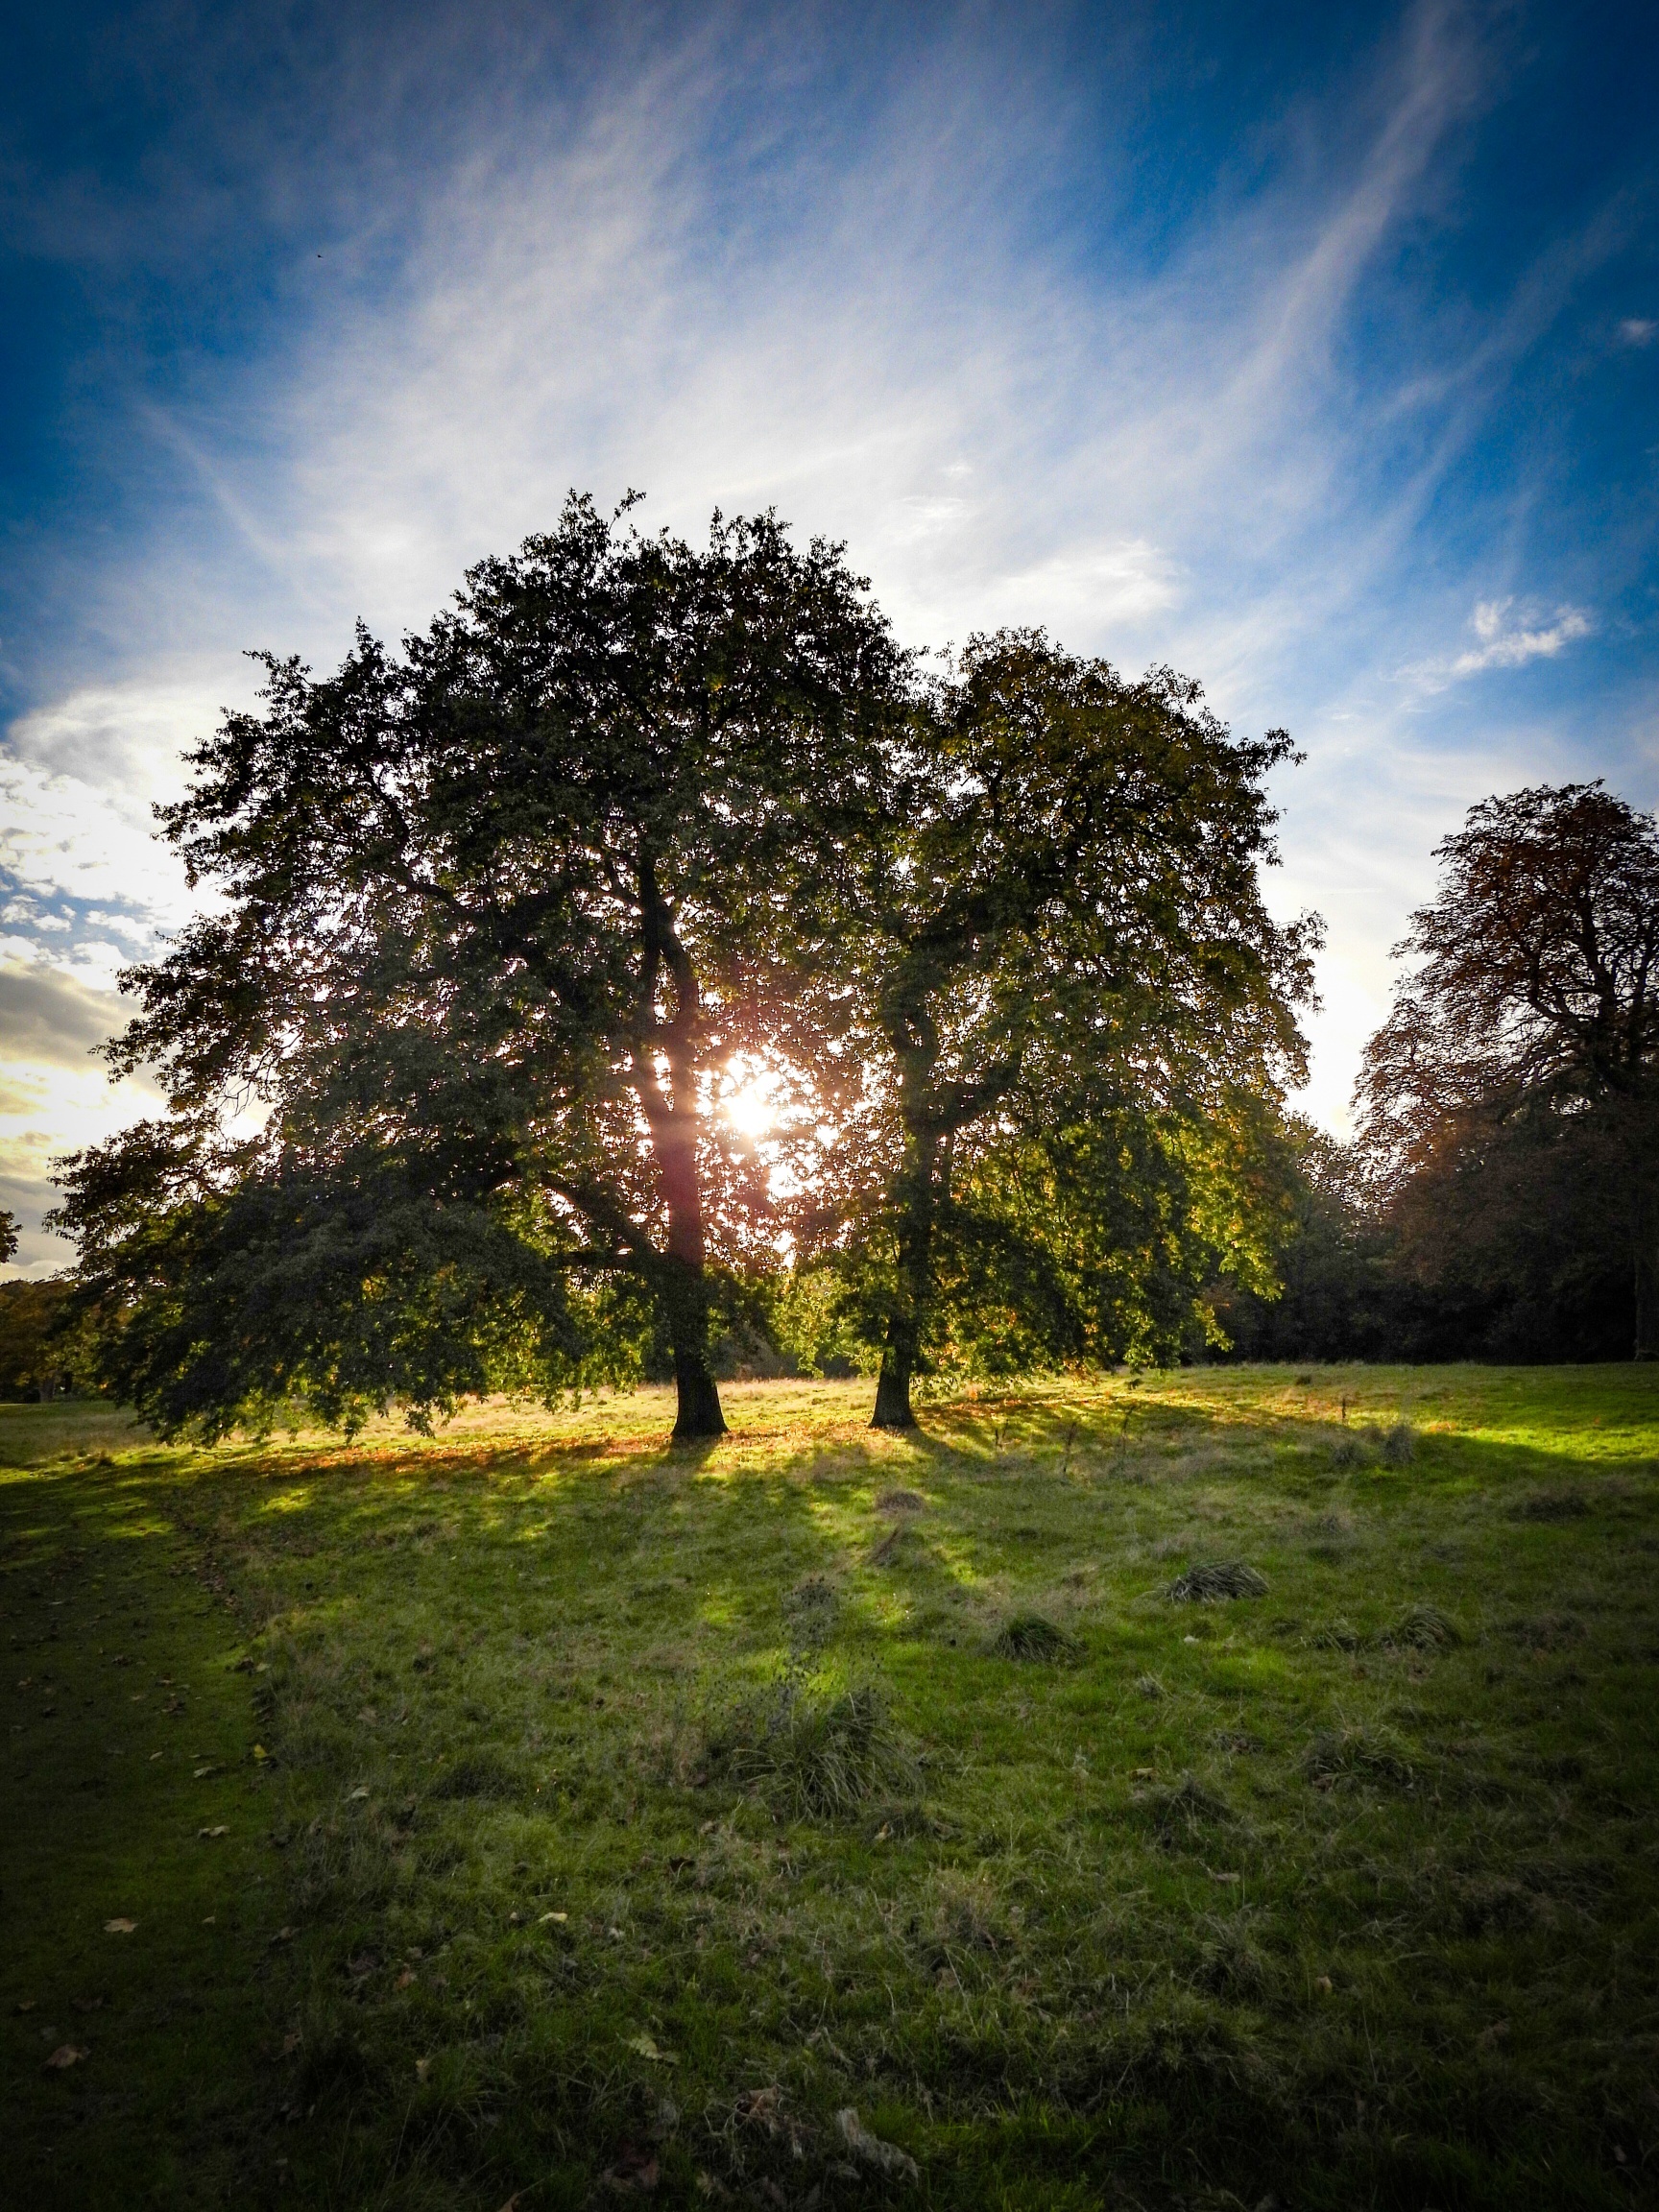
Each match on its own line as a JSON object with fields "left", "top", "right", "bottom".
{"left": 1382, "top": 1601, "right": 1463, "bottom": 1650}
{"left": 1166, "top": 1559, "right": 1268, "bottom": 1602}
{"left": 781, "top": 1575, "right": 839, "bottom": 1649}
{"left": 1145, "top": 1772, "right": 1236, "bottom": 1839}
{"left": 991, "top": 1612, "right": 1078, "bottom": 1660}
{"left": 924, "top": 1865, "right": 1010, "bottom": 1953}
{"left": 1194, "top": 1913, "right": 1272, "bottom": 1997}
{"left": 429, "top": 1749, "right": 526, "bottom": 1802}
{"left": 1329, "top": 1433, "right": 1369, "bottom": 1469}
{"left": 1136, "top": 1672, "right": 1166, "bottom": 1699}
{"left": 1380, "top": 1423, "right": 1417, "bottom": 1467}
{"left": 875, "top": 1487, "right": 926, "bottom": 1514}
{"left": 1510, "top": 1488, "right": 1592, "bottom": 1522}
{"left": 1308, "top": 1618, "right": 1363, "bottom": 1650}
{"left": 705, "top": 1679, "right": 915, "bottom": 1818}
{"left": 1303, "top": 1725, "right": 1415, "bottom": 1791}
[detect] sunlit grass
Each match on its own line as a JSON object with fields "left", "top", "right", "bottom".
{"left": 3, "top": 1365, "right": 1657, "bottom": 2208}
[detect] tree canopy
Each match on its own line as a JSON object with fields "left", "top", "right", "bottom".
{"left": 795, "top": 632, "right": 1319, "bottom": 1426}
{"left": 52, "top": 494, "right": 907, "bottom": 1438}
{"left": 1357, "top": 781, "right": 1659, "bottom": 1359}
{"left": 52, "top": 504, "right": 1321, "bottom": 1435}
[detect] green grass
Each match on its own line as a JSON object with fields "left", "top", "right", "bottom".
{"left": 4, "top": 1364, "right": 1658, "bottom": 2210}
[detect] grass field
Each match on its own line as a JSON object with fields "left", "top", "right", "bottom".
{"left": 3, "top": 1366, "right": 1657, "bottom": 2211}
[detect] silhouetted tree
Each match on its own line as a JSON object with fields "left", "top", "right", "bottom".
{"left": 51, "top": 496, "right": 907, "bottom": 1439}
{"left": 801, "top": 634, "right": 1318, "bottom": 1426}
{"left": 1358, "top": 781, "right": 1659, "bottom": 1359}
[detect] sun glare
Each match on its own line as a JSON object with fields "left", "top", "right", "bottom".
{"left": 723, "top": 1060, "right": 778, "bottom": 1140}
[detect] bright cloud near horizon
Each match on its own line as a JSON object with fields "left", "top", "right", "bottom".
{"left": 2, "top": 0, "right": 1656, "bottom": 1274}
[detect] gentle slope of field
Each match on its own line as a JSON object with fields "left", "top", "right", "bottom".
{"left": 3, "top": 1366, "right": 1657, "bottom": 2210}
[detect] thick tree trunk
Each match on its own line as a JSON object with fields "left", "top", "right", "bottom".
{"left": 655, "top": 1103, "right": 727, "bottom": 1443}
{"left": 871, "top": 1321, "right": 921, "bottom": 1430}
{"left": 671, "top": 1326, "right": 728, "bottom": 1440}
{"left": 633, "top": 873, "right": 728, "bottom": 1439}
{"left": 870, "top": 1122, "right": 938, "bottom": 1432}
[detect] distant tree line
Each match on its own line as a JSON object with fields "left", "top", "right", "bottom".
{"left": 1216, "top": 782, "right": 1659, "bottom": 1364}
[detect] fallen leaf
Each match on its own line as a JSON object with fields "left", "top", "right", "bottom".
{"left": 202, "top": 1915, "right": 216, "bottom": 1926}
{"left": 104, "top": 1918, "right": 137, "bottom": 1935}
{"left": 252, "top": 1743, "right": 270, "bottom": 1763}
{"left": 199, "top": 1824, "right": 229, "bottom": 1839}
{"left": 508, "top": 1910, "right": 522, "bottom": 1924}
{"left": 281, "top": 2031, "right": 302, "bottom": 2056}
{"left": 15, "top": 2000, "right": 36, "bottom": 2014}
{"left": 1134, "top": 1767, "right": 1156, "bottom": 1779}
{"left": 415, "top": 2056, "right": 431, "bottom": 2080}
{"left": 538, "top": 1911, "right": 568, "bottom": 1924}
{"left": 1210, "top": 1870, "right": 1241, "bottom": 1885}
{"left": 194, "top": 1765, "right": 216, "bottom": 1779}
{"left": 43, "top": 2045, "right": 86, "bottom": 2070}
{"left": 628, "top": 2032, "right": 677, "bottom": 2064}
{"left": 347, "top": 1786, "right": 369, "bottom": 1801}
{"left": 270, "top": 1926, "right": 296, "bottom": 1945}
{"left": 149, "top": 1751, "right": 163, "bottom": 1762}
{"left": 396, "top": 1969, "right": 417, "bottom": 1989}
{"left": 1314, "top": 1975, "right": 1334, "bottom": 1995}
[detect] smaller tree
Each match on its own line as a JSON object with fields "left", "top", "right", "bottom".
{"left": 1357, "top": 781, "right": 1659, "bottom": 1358}
{"left": 799, "top": 634, "right": 1318, "bottom": 1426}
{"left": 0, "top": 1208, "right": 16, "bottom": 1265}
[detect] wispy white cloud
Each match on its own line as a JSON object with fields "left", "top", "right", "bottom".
{"left": 1403, "top": 595, "right": 1595, "bottom": 691}
{"left": 0, "top": 0, "right": 1648, "bottom": 1258}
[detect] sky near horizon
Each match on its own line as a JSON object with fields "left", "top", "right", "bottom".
{"left": 1, "top": 0, "right": 1656, "bottom": 1274}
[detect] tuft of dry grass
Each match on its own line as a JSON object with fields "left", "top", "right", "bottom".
{"left": 1166, "top": 1559, "right": 1269, "bottom": 1602}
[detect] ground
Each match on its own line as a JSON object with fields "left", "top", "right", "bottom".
{"left": 2, "top": 1366, "right": 1657, "bottom": 2211}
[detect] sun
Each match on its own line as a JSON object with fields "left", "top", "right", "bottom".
{"left": 722, "top": 1060, "right": 778, "bottom": 1140}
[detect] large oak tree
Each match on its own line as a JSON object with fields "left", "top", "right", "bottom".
{"left": 53, "top": 496, "right": 906, "bottom": 1438}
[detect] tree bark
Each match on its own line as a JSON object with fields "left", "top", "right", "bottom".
{"left": 871, "top": 1318, "right": 921, "bottom": 1429}
{"left": 634, "top": 862, "right": 728, "bottom": 1441}
{"left": 870, "top": 1123, "right": 939, "bottom": 1431}
{"left": 658, "top": 1142, "right": 728, "bottom": 1442}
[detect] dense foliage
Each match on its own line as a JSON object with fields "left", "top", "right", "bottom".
{"left": 1219, "top": 781, "right": 1659, "bottom": 1365}
{"left": 798, "top": 634, "right": 1317, "bottom": 1422}
{"left": 48, "top": 502, "right": 1316, "bottom": 1434}
{"left": 51, "top": 496, "right": 907, "bottom": 1438}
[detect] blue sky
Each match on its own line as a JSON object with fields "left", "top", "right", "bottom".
{"left": 2, "top": 0, "right": 1656, "bottom": 1272}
